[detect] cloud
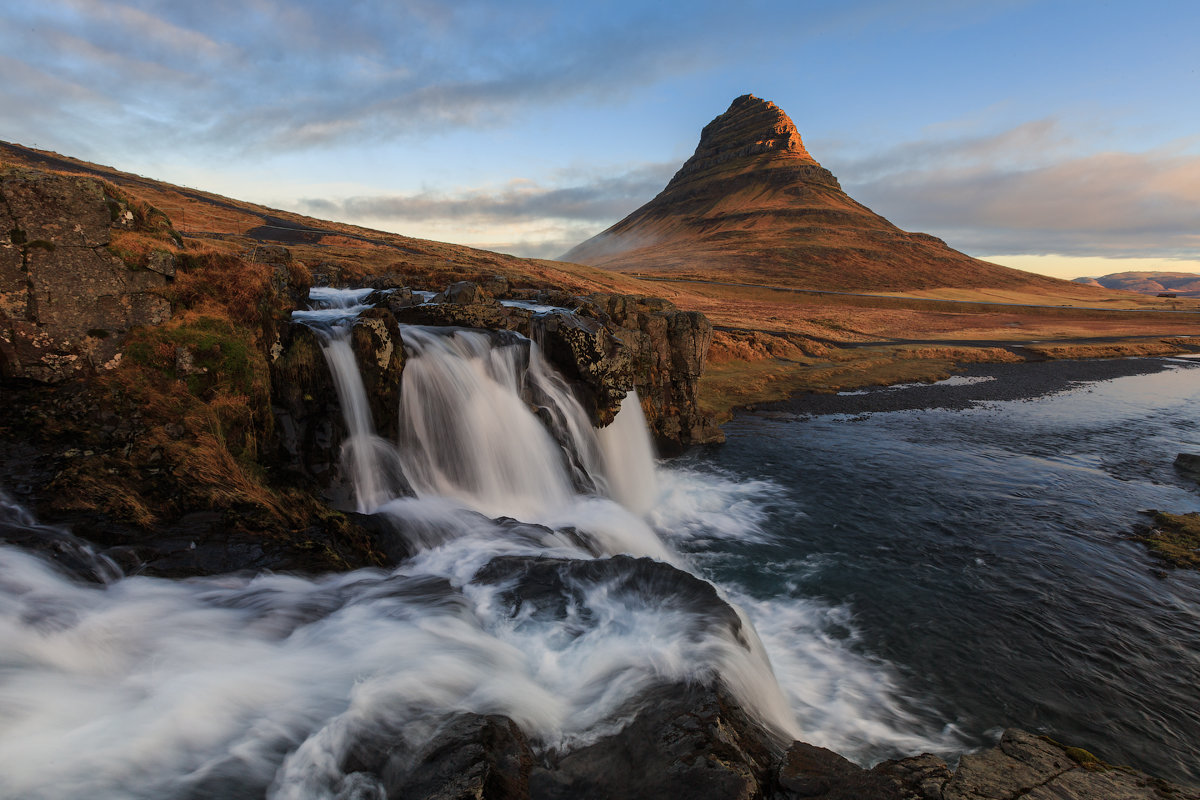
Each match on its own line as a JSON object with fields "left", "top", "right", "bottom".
{"left": 297, "top": 162, "right": 672, "bottom": 225}
{"left": 833, "top": 120, "right": 1200, "bottom": 258}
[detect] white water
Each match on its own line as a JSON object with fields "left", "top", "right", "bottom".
{"left": 0, "top": 288, "right": 961, "bottom": 798}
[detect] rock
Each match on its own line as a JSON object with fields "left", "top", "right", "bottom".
{"left": 269, "top": 323, "right": 345, "bottom": 491}
{"left": 351, "top": 307, "right": 406, "bottom": 441}
{"left": 1174, "top": 453, "right": 1200, "bottom": 483}
{"left": 378, "top": 713, "right": 533, "bottom": 800}
{"left": 480, "top": 274, "right": 511, "bottom": 297}
{"left": 531, "top": 682, "right": 781, "bottom": 800}
{"left": 391, "top": 295, "right": 531, "bottom": 333}
{"left": 0, "top": 167, "right": 173, "bottom": 382}
{"left": 532, "top": 311, "right": 632, "bottom": 425}
{"left": 437, "top": 280, "right": 493, "bottom": 305}
{"left": 775, "top": 741, "right": 903, "bottom": 799}
{"left": 873, "top": 729, "right": 1200, "bottom": 800}
{"left": 582, "top": 293, "right": 723, "bottom": 452}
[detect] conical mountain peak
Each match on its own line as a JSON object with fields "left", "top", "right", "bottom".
{"left": 675, "top": 94, "right": 816, "bottom": 180}
{"left": 563, "top": 95, "right": 1062, "bottom": 293}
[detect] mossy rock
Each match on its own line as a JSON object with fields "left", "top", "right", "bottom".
{"left": 1137, "top": 511, "right": 1200, "bottom": 570}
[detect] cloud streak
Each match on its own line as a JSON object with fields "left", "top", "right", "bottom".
{"left": 835, "top": 120, "right": 1200, "bottom": 258}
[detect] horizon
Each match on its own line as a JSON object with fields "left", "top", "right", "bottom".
{"left": 3, "top": 1, "right": 1198, "bottom": 281}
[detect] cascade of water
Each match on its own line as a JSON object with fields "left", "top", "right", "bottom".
{"left": 294, "top": 288, "right": 397, "bottom": 512}
{"left": 0, "top": 285, "right": 978, "bottom": 798}
{"left": 599, "top": 392, "right": 660, "bottom": 515}
{"left": 395, "top": 326, "right": 577, "bottom": 519}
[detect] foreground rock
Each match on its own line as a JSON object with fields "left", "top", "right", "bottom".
{"left": 878, "top": 728, "right": 1199, "bottom": 800}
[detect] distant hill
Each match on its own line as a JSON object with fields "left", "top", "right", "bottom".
{"left": 563, "top": 95, "right": 1079, "bottom": 294}
{"left": 1073, "top": 271, "right": 1200, "bottom": 296}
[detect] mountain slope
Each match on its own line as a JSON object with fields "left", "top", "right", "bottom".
{"left": 1074, "top": 271, "right": 1200, "bottom": 296}
{"left": 563, "top": 95, "right": 1070, "bottom": 293}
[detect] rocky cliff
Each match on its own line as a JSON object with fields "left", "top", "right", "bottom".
{"left": 0, "top": 165, "right": 720, "bottom": 569}
{"left": 563, "top": 95, "right": 1069, "bottom": 293}
{"left": 1, "top": 168, "right": 175, "bottom": 381}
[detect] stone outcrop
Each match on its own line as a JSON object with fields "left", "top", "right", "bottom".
{"left": 878, "top": 728, "right": 1199, "bottom": 800}
{"left": 581, "top": 292, "right": 722, "bottom": 451}
{"left": 562, "top": 95, "right": 1069, "bottom": 294}
{"left": 0, "top": 168, "right": 174, "bottom": 381}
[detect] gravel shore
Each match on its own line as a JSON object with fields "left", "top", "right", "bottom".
{"left": 757, "top": 356, "right": 1200, "bottom": 416}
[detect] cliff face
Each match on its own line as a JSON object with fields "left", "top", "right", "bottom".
{"left": 563, "top": 94, "right": 1065, "bottom": 293}
{"left": 0, "top": 168, "right": 174, "bottom": 381}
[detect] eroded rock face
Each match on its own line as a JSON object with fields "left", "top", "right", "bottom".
{"left": 351, "top": 307, "right": 406, "bottom": 442}
{"left": 581, "top": 292, "right": 722, "bottom": 451}
{"left": 0, "top": 168, "right": 173, "bottom": 381}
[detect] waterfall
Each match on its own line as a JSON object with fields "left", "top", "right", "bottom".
{"left": 0, "top": 287, "right": 831, "bottom": 799}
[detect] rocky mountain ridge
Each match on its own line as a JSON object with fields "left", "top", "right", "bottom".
{"left": 1074, "top": 270, "right": 1200, "bottom": 296}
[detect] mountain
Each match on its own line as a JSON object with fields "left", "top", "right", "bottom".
{"left": 1073, "top": 271, "right": 1200, "bottom": 296}
{"left": 563, "top": 94, "right": 1068, "bottom": 293}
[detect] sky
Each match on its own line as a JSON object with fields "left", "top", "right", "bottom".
{"left": 2, "top": 0, "right": 1198, "bottom": 280}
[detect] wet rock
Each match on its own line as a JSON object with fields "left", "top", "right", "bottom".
{"left": 0, "top": 168, "right": 173, "bottom": 381}
{"left": 351, "top": 307, "right": 406, "bottom": 441}
{"left": 774, "top": 741, "right": 902, "bottom": 799}
{"left": 1174, "top": 453, "right": 1200, "bottom": 483}
{"left": 391, "top": 294, "right": 531, "bottom": 333}
{"left": 532, "top": 311, "right": 631, "bottom": 425}
{"left": 269, "top": 324, "right": 345, "bottom": 490}
{"left": 531, "top": 682, "right": 781, "bottom": 800}
{"left": 873, "top": 729, "right": 1200, "bottom": 800}
{"left": 381, "top": 713, "right": 533, "bottom": 800}
{"left": 473, "top": 553, "right": 745, "bottom": 638}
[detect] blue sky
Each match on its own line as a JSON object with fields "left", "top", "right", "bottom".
{"left": 2, "top": 0, "right": 1198, "bottom": 279}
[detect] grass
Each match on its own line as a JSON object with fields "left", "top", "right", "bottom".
{"left": 1138, "top": 512, "right": 1200, "bottom": 569}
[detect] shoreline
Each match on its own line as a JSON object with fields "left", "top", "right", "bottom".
{"left": 745, "top": 355, "right": 1200, "bottom": 417}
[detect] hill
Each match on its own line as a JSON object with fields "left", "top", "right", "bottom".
{"left": 564, "top": 95, "right": 1082, "bottom": 294}
{"left": 1074, "top": 271, "right": 1200, "bottom": 296}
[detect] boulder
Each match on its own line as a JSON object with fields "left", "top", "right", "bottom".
{"left": 1174, "top": 453, "right": 1200, "bottom": 483}
{"left": 531, "top": 682, "right": 780, "bottom": 800}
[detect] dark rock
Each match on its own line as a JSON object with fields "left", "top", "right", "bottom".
{"left": 473, "top": 553, "right": 744, "bottom": 640}
{"left": 269, "top": 323, "right": 345, "bottom": 491}
{"left": 381, "top": 714, "right": 532, "bottom": 800}
{"left": 774, "top": 741, "right": 902, "bottom": 799}
{"left": 582, "top": 293, "right": 723, "bottom": 452}
{"left": 532, "top": 311, "right": 631, "bottom": 425}
{"left": 1174, "top": 453, "right": 1200, "bottom": 483}
{"left": 873, "top": 729, "right": 1200, "bottom": 800}
{"left": 531, "top": 682, "right": 781, "bottom": 800}
{"left": 351, "top": 307, "right": 406, "bottom": 441}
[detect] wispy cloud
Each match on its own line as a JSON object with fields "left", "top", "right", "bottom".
{"left": 833, "top": 120, "right": 1200, "bottom": 258}
{"left": 298, "top": 163, "right": 672, "bottom": 224}
{"left": 292, "top": 163, "right": 674, "bottom": 256}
